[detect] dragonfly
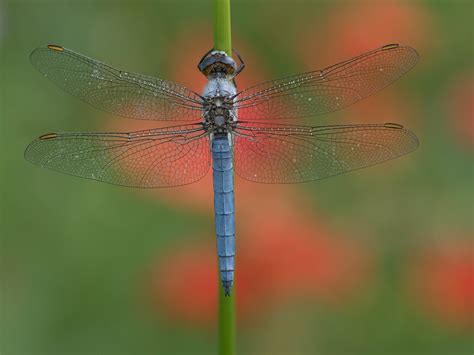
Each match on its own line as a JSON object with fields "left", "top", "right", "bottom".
{"left": 25, "top": 43, "right": 419, "bottom": 296}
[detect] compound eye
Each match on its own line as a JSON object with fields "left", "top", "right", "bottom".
{"left": 198, "top": 57, "right": 214, "bottom": 75}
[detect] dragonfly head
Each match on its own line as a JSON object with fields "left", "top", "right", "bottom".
{"left": 198, "top": 50, "right": 238, "bottom": 78}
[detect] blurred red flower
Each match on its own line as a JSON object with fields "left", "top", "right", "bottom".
{"left": 298, "top": 0, "right": 433, "bottom": 68}
{"left": 446, "top": 72, "right": 474, "bottom": 149}
{"left": 151, "top": 194, "right": 372, "bottom": 326}
{"left": 407, "top": 239, "right": 474, "bottom": 328}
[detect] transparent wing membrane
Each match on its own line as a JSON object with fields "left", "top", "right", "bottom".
{"left": 27, "top": 43, "right": 420, "bottom": 188}
{"left": 234, "top": 44, "right": 419, "bottom": 120}
{"left": 30, "top": 45, "right": 204, "bottom": 121}
{"left": 233, "top": 122, "right": 419, "bottom": 183}
{"left": 25, "top": 124, "right": 210, "bottom": 187}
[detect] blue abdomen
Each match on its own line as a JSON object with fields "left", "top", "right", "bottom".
{"left": 212, "top": 136, "right": 235, "bottom": 296}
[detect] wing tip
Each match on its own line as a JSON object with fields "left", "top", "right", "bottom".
{"left": 24, "top": 133, "right": 58, "bottom": 163}
{"left": 30, "top": 44, "right": 65, "bottom": 67}
{"left": 24, "top": 139, "right": 39, "bottom": 164}
{"left": 383, "top": 122, "right": 419, "bottom": 151}
{"left": 409, "top": 130, "right": 420, "bottom": 151}
{"left": 382, "top": 43, "right": 420, "bottom": 64}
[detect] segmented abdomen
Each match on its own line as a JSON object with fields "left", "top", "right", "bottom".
{"left": 212, "top": 136, "right": 235, "bottom": 296}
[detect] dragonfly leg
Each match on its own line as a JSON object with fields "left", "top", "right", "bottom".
{"left": 232, "top": 48, "right": 245, "bottom": 75}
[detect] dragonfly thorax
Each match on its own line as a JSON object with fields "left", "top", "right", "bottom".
{"left": 204, "top": 96, "right": 235, "bottom": 134}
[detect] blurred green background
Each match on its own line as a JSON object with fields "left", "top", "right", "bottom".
{"left": 1, "top": 0, "right": 473, "bottom": 354}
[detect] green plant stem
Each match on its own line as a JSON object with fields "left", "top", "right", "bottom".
{"left": 214, "top": 0, "right": 232, "bottom": 55}
{"left": 214, "top": 3, "right": 235, "bottom": 355}
{"left": 218, "top": 278, "right": 235, "bottom": 355}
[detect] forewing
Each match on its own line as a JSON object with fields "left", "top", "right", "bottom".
{"left": 234, "top": 44, "right": 419, "bottom": 120}
{"left": 233, "top": 122, "right": 418, "bottom": 183}
{"left": 30, "top": 45, "right": 204, "bottom": 121}
{"left": 25, "top": 124, "right": 210, "bottom": 187}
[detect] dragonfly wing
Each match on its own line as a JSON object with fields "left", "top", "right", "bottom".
{"left": 30, "top": 45, "right": 204, "bottom": 121}
{"left": 233, "top": 122, "right": 418, "bottom": 183}
{"left": 25, "top": 124, "right": 210, "bottom": 188}
{"left": 234, "top": 44, "right": 419, "bottom": 120}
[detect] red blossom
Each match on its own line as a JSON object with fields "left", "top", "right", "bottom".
{"left": 407, "top": 239, "right": 474, "bottom": 328}
{"left": 151, "top": 244, "right": 218, "bottom": 325}
{"left": 297, "top": 0, "right": 434, "bottom": 69}
{"left": 150, "top": 195, "right": 372, "bottom": 326}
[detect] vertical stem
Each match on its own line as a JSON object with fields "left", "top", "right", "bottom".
{"left": 218, "top": 280, "right": 235, "bottom": 355}
{"left": 215, "top": 3, "right": 235, "bottom": 355}
{"left": 214, "top": 0, "right": 232, "bottom": 55}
